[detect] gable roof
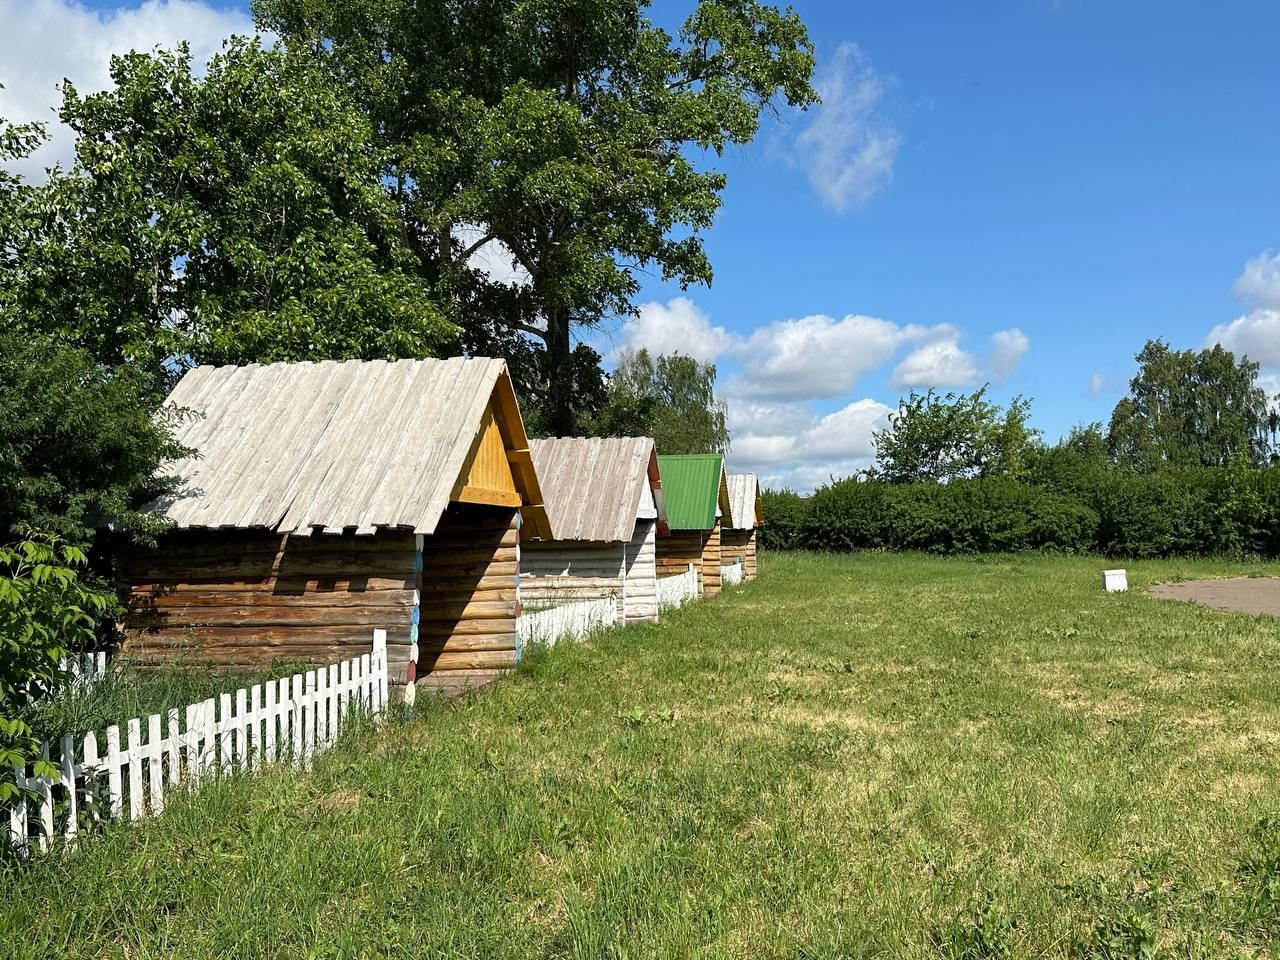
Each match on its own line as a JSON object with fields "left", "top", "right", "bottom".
{"left": 529, "top": 437, "right": 668, "bottom": 542}
{"left": 726, "top": 473, "right": 763, "bottom": 529}
{"left": 656, "top": 454, "right": 729, "bottom": 531}
{"left": 148, "top": 357, "right": 550, "bottom": 538}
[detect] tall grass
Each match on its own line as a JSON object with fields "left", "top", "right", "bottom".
{"left": 5, "top": 552, "right": 1280, "bottom": 958}
{"left": 18, "top": 662, "right": 307, "bottom": 746}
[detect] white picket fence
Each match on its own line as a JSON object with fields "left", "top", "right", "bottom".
{"left": 518, "top": 596, "right": 619, "bottom": 647}
{"left": 657, "top": 563, "right": 699, "bottom": 610}
{"left": 7, "top": 632, "right": 389, "bottom": 856}
{"left": 60, "top": 651, "right": 110, "bottom": 693}
{"left": 721, "top": 559, "right": 744, "bottom": 587}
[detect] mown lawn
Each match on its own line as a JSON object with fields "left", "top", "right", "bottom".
{"left": 5, "top": 552, "right": 1280, "bottom": 958}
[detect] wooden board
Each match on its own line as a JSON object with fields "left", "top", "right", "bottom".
{"left": 701, "top": 520, "right": 722, "bottom": 596}
{"left": 416, "top": 503, "right": 518, "bottom": 681}
{"left": 119, "top": 529, "right": 417, "bottom": 672}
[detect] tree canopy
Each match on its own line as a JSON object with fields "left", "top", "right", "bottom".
{"left": 6, "top": 41, "right": 454, "bottom": 391}
{"left": 1107, "top": 339, "right": 1277, "bottom": 471}
{"left": 253, "top": 0, "right": 818, "bottom": 433}
{"left": 873, "top": 387, "right": 1038, "bottom": 484}
{"left": 588, "top": 349, "right": 730, "bottom": 454}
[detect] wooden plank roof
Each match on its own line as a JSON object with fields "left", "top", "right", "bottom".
{"left": 726, "top": 473, "right": 763, "bottom": 530}
{"left": 656, "top": 454, "right": 729, "bottom": 531}
{"left": 148, "top": 357, "right": 550, "bottom": 537}
{"left": 529, "top": 437, "right": 667, "bottom": 542}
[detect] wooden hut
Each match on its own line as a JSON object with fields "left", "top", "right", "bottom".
{"left": 521, "top": 437, "right": 668, "bottom": 624}
{"left": 654, "top": 454, "right": 731, "bottom": 597}
{"left": 118, "top": 357, "right": 551, "bottom": 699}
{"left": 723, "top": 473, "right": 763, "bottom": 581}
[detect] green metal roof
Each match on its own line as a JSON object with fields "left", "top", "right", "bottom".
{"left": 656, "top": 454, "right": 726, "bottom": 530}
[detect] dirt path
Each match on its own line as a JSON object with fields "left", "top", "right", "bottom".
{"left": 1150, "top": 577, "right": 1280, "bottom": 617}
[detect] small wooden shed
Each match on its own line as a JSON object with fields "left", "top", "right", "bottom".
{"left": 654, "top": 454, "right": 731, "bottom": 597}
{"left": 723, "top": 473, "right": 763, "bottom": 581}
{"left": 119, "top": 357, "right": 550, "bottom": 699}
{"left": 521, "top": 437, "right": 668, "bottom": 624}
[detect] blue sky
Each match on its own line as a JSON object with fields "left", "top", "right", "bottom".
{"left": 4, "top": 0, "right": 1280, "bottom": 489}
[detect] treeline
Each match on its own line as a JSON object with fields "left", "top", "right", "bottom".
{"left": 764, "top": 340, "right": 1280, "bottom": 558}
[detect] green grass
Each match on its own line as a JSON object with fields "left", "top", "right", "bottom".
{"left": 19, "top": 663, "right": 310, "bottom": 746}
{"left": 5, "top": 552, "right": 1280, "bottom": 958}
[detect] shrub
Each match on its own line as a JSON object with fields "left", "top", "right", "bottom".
{"left": 796, "top": 477, "right": 1096, "bottom": 555}
{"left": 760, "top": 488, "right": 810, "bottom": 551}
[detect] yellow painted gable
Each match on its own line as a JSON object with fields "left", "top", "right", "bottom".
{"left": 452, "top": 403, "right": 521, "bottom": 508}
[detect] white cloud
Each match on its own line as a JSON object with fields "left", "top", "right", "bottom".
{"left": 731, "top": 313, "right": 940, "bottom": 400}
{"left": 1233, "top": 250, "right": 1280, "bottom": 309}
{"left": 794, "top": 42, "right": 901, "bottom": 212}
{"left": 615, "top": 297, "right": 735, "bottom": 363}
{"left": 0, "top": 0, "right": 256, "bottom": 179}
{"left": 888, "top": 337, "right": 979, "bottom": 390}
{"left": 1089, "top": 372, "right": 1106, "bottom": 397}
{"left": 1203, "top": 251, "right": 1280, "bottom": 369}
{"left": 988, "top": 328, "right": 1030, "bottom": 383}
{"left": 1204, "top": 308, "right": 1280, "bottom": 368}
{"left": 888, "top": 326, "right": 1030, "bottom": 391}
{"left": 726, "top": 397, "right": 891, "bottom": 492}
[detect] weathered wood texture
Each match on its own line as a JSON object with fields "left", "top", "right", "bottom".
{"left": 701, "top": 520, "right": 722, "bottom": 596}
{"left": 721, "top": 527, "right": 758, "bottom": 581}
{"left": 623, "top": 520, "right": 658, "bottom": 623}
{"left": 415, "top": 503, "right": 518, "bottom": 698}
{"left": 520, "top": 539, "right": 623, "bottom": 613}
{"left": 656, "top": 530, "right": 706, "bottom": 593}
{"left": 120, "top": 530, "right": 415, "bottom": 672}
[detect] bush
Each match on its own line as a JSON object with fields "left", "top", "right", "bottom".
{"left": 798, "top": 477, "right": 1096, "bottom": 555}
{"left": 760, "top": 488, "right": 810, "bottom": 551}
{"left": 768, "top": 463, "right": 1280, "bottom": 559}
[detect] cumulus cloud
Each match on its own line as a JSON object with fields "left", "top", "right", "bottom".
{"left": 726, "top": 397, "right": 891, "bottom": 492}
{"left": 888, "top": 326, "right": 1030, "bottom": 390}
{"left": 988, "top": 328, "right": 1030, "bottom": 383}
{"left": 1204, "top": 251, "right": 1280, "bottom": 368}
{"left": 888, "top": 337, "right": 979, "bottom": 390}
{"left": 731, "top": 313, "right": 941, "bottom": 400}
{"left": 794, "top": 43, "right": 901, "bottom": 212}
{"left": 1232, "top": 250, "right": 1280, "bottom": 309}
{"left": 1089, "top": 372, "right": 1107, "bottom": 398}
{"left": 0, "top": 0, "right": 256, "bottom": 179}
{"left": 615, "top": 297, "right": 736, "bottom": 363}
{"left": 1204, "top": 309, "right": 1280, "bottom": 368}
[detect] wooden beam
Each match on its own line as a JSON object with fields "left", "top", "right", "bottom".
{"left": 452, "top": 484, "right": 523, "bottom": 508}
{"left": 507, "top": 448, "right": 532, "bottom": 465}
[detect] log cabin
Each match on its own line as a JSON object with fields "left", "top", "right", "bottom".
{"left": 521, "top": 437, "right": 669, "bottom": 624}
{"left": 118, "top": 357, "right": 551, "bottom": 700}
{"left": 723, "top": 473, "right": 763, "bottom": 581}
{"left": 654, "top": 454, "right": 731, "bottom": 597}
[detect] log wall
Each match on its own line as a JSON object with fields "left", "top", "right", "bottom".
{"left": 119, "top": 529, "right": 416, "bottom": 674}
{"left": 415, "top": 503, "right": 519, "bottom": 698}
{"left": 701, "top": 520, "right": 722, "bottom": 596}
{"left": 519, "top": 539, "right": 624, "bottom": 614}
{"left": 656, "top": 530, "right": 707, "bottom": 593}
{"left": 721, "top": 528, "right": 758, "bottom": 581}
{"left": 623, "top": 520, "right": 658, "bottom": 623}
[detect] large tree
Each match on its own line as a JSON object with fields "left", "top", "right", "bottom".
{"left": 6, "top": 41, "right": 454, "bottom": 389}
{"left": 1107, "top": 340, "right": 1275, "bottom": 470}
{"left": 588, "top": 348, "right": 730, "bottom": 453}
{"left": 254, "top": 0, "right": 818, "bottom": 433}
{"left": 873, "top": 387, "right": 1038, "bottom": 484}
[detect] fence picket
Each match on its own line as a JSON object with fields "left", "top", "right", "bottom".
{"left": 106, "top": 725, "right": 122, "bottom": 820}
{"left": 82, "top": 731, "right": 101, "bottom": 826}
{"left": 9, "top": 638, "right": 388, "bottom": 858}
{"left": 126, "top": 720, "right": 143, "bottom": 822}
{"left": 10, "top": 768, "right": 26, "bottom": 851}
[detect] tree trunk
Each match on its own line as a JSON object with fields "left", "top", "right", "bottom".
{"left": 544, "top": 304, "right": 575, "bottom": 436}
